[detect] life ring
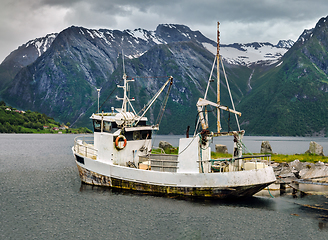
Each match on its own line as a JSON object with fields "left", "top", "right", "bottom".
{"left": 115, "top": 135, "right": 127, "bottom": 150}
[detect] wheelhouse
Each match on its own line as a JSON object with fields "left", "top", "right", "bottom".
{"left": 91, "top": 112, "right": 153, "bottom": 140}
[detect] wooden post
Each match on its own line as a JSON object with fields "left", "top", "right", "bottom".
{"left": 280, "top": 183, "right": 286, "bottom": 195}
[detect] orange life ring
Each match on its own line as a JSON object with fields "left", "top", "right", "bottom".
{"left": 115, "top": 135, "right": 127, "bottom": 150}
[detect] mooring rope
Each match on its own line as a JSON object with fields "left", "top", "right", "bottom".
{"left": 266, "top": 186, "right": 274, "bottom": 198}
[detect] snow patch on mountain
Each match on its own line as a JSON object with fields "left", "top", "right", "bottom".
{"left": 132, "top": 28, "right": 166, "bottom": 44}
{"left": 19, "top": 24, "right": 294, "bottom": 67}
{"left": 25, "top": 33, "right": 57, "bottom": 56}
{"left": 296, "top": 29, "right": 314, "bottom": 44}
{"left": 276, "top": 40, "right": 294, "bottom": 48}
{"left": 276, "top": 61, "right": 283, "bottom": 68}
{"left": 203, "top": 41, "right": 294, "bottom": 66}
{"left": 81, "top": 25, "right": 294, "bottom": 66}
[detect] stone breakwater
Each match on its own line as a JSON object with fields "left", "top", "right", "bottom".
{"left": 268, "top": 140, "right": 328, "bottom": 184}
{"left": 162, "top": 140, "right": 328, "bottom": 185}
{"left": 272, "top": 160, "right": 328, "bottom": 184}
{"left": 214, "top": 140, "right": 328, "bottom": 185}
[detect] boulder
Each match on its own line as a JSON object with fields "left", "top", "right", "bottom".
{"left": 274, "top": 159, "right": 328, "bottom": 183}
{"left": 315, "top": 161, "right": 325, "bottom": 166}
{"left": 260, "top": 141, "right": 273, "bottom": 154}
{"left": 215, "top": 144, "right": 228, "bottom": 154}
{"left": 159, "top": 141, "right": 173, "bottom": 151}
{"left": 279, "top": 167, "right": 297, "bottom": 178}
{"left": 274, "top": 162, "right": 297, "bottom": 178}
{"left": 299, "top": 164, "right": 328, "bottom": 179}
{"left": 289, "top": 159, "right": 304, "bottom": 172}
{"left": 305, "top": 141, "right": 324, "bottom": 156}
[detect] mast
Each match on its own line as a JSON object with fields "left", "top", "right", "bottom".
{"left": 122, "top": 73, "right": 128, "bottom": 112}
{"left": 117, "top": 52, "right": 134, "bottom": 113}
{"left": 217, "top": 22, "right": 221, "bottom": 132}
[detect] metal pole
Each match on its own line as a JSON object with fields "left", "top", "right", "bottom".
{"left": 217, "top": 22, "right": 221, "bottom": 133}
{"left": 97, "top": 88, "right": 100, "bottom": 113}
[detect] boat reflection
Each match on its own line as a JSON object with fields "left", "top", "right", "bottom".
{"left": 79, "top": 182, "right": 328, "bottom": 231}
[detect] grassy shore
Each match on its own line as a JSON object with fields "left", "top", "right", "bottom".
{"left": 152, "top": 148, "right": 328, "bottom": 164}
{"left": 212, "top": 152, "right": 328, "bottom": 163}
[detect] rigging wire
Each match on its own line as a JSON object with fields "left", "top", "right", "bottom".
{"left": 194, "top": 56, "right": 217, "bottom": 136}
{"left": 98, "top": 78, "right": 123, "bottom": 112}
{"left": 220, "top": 56, "right": 241, "bottom": 131}
{"left": 194, "top": 108, "right": 216, "bottom": 133}
{"left": 151, "top": 77, "right": 174, "bottom": 150}
{"left": 135, "top": 77, "right": 172, "bottom": 122}
{"left": 155, "top": 78, "right": 173, "bottom": 126}
{"left": 220, "top": 109, "right": 231, "bottom": 132}
{"left": 98, "top": 75, "right": 167, "bottom": 113}
{"left": 177, "top": 134, "right": 198, "bottom": 155}
{"left": 193, "top": 55, "right": 241, "bottom": 133}
{"left": 204, "top": 57, "right": 217, "bottom": 100}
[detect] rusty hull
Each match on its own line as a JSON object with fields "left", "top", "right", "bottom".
{"left": 76, "top": 164, "right": 272, "bottom": 199}
{"left": 77, "top": 164, "right": 111, "bottom": 187}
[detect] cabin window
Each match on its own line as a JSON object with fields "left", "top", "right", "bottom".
{"left": 110, "top": 121, "right": 119, "bottom": 133}
{"left": 93, "top": 120, "right": 101, "bottom": 132}
{"left": 141, "top": 130, "right": 152, "bottom": 139}
{"left": 133, "top": 131, "right": 141, "bottom": 140}
{"left": 125, "top": 131, "right": 134, "bottom": 141}
{"left": 137, "top": 121, "right": 146, "bottom": 126}
{"left": 103, "top": 121, "right": 111, "bottom": 132}
{"left": 93, "top": 120, "right": 119, "bottom": 133}
{"left": 124, "top": 130, "right": 152, "bottom": 141}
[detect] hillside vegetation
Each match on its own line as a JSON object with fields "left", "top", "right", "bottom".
{"left": 0, "top": 101, "right": 91, "bottom": 133}
{"left": 238, "top": 16, "right": 328, "bottom": 136}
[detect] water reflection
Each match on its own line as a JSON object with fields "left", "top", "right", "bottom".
{"left": 79, "top": 182, "right": 328, "bottom": 231}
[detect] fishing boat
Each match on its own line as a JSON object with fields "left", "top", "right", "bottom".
{"left": 72, "top": 22, "right": 276, "bottom": 198}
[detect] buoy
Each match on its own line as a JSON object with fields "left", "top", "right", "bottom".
{"left": 115, "top": 135, "right": 127, "bottom": 150}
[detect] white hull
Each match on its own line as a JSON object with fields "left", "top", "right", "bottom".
{"left": 73, "top": 147, "right": 276, "bottom": 198}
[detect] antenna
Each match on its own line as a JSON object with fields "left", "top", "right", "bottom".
{"left": 116, "top": 50, "right": 135, "bottom": 113}
{"left": 97, "top": 88, "right": 101, "bottom": 113}
{"left": 122, "top": 50, "right": 127, "bottom": 112}
{"left": 122, "top": 50, "right": 125, "bottom": 75}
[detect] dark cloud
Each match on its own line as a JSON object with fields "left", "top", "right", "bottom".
{"left": 1, "top": 0, "right": 328, "bottom": 62}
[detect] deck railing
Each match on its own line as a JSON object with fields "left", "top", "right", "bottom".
{"left": 140, "top": 153, "right": 271, "bottom": 173}
{"left": 139, "top": 154, "right": 179, "bottom": 172}
{"left": 74, "top": 136, "right": 98, "bottom": 160}
{"left": 208, "top": 155, "right": 272, "bottom": 173}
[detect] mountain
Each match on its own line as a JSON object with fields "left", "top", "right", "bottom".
{"left": 0, "top": 24, "right": 254, "bottom": 134}
{"left": 0, "top": 22, "right": 310, "bottom": 136}
{"left": 238, "top": 15, "right": 328, "bottom": 136}
{"left": 0, "top": 33, "right": 57, "bottom": 89}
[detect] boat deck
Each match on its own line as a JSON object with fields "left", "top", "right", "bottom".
{"left": 74, "top": 136, "right": 271, "bottom": 173}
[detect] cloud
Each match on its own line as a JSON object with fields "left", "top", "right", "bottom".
{"left": 1, "top": 0, "right": 328, "bottom": 62}
{"left": 0, "top": 0, "right": 68, "bottom": 61}
{"left": 38, "top": 0, "right": 328, "bottom": 42}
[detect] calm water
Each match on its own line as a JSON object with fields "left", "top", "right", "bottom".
{"left": 1, "top": 134, "right": 328, "bottom": 239}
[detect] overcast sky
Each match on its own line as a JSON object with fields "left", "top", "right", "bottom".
{"left": 1, "top": 0, "right": 328, "bottom": 63}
